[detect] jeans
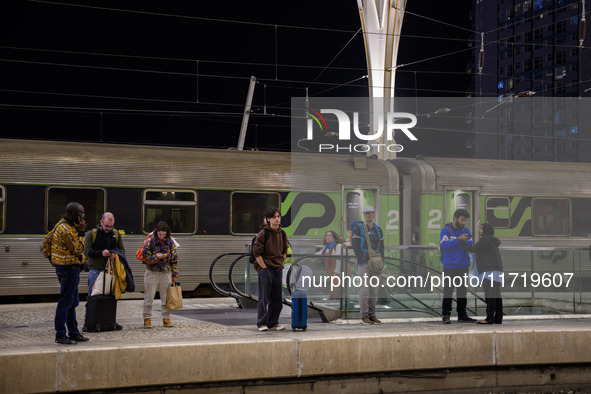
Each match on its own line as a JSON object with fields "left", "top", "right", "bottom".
{"left": 88, "top": 269, "right": 101, "bottom": 294}
{"left": 442, "top": 268, "right": 469, "bottom": 317}
{"left": 55, "top": 265, "right": 81, "bottom": 339}
{"left": 257, "top": 267, "right": 283, "bottom": 328}
{"left": 143, "top": 270, "right": 172, "bottom": 319}
{"left": 357, "top": 264, "right": 379, "bottom": 318}
{"left": 482, "top": 279, "right": 503, "bottom": 323}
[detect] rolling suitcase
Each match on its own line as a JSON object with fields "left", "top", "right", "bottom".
{"left": 84, "top": 293, "right": 117, "bottom": 332}
{"left": 291, "top": 290, "right": 308, "bottom": 331}
{"left": 84, "top": 263, "right": 117, "bottom": 332}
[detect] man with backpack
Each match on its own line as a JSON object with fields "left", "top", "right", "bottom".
{"left": 351, "top": 205, "right": 384, "bottom": 325}
{"left": 252, "top": 208, "right": 289, "bottom": 332}
{"left": 48, "top": 202, "right": 89, "bottom": 344}
{"left": 440, "top": 208, "right": 476, "bottom": 324}
{"left": 83, "top": 212, "right": 125, "bottom": 331}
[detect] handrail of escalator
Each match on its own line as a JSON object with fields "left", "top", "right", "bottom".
{"left": 384, "top": 255, "right": 487, "bottom": 306}
{"left": 383, "top": 258, "right": 482, "bottom": 315}
{"left": 227, "top": 253, "right": 259, "bottom": 303}
{"left": 287, "top": 255, "right": 439, "bottom": 317}
{"left": 208, "top": 252, "right": 249, "bottom": 299}
{"left": 226, "top": 253, "right": 296, "bottom": 307}
{"left": 287, "top": 253, "right": 445, "bottom": 317}
{"left": 283, "top": 255, "right": 331, "bottom": 311}
{"left": 229, "top": 254, "right": 302, "bottom": 307}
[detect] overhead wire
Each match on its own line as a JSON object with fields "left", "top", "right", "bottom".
{"left": 4, "top": 0, "right": 589, "bottom": 149}
{"left": 306, "top": 27, "right": 362, "bottom": 89}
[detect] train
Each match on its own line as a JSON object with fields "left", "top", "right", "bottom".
{"left": 1, "top": 138, "right": 590, "bottom": 296}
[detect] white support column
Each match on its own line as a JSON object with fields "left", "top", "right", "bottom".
{"left": 357, "top": 0, "right": 407, "bottom": 160}
{"left": 237, "top": 76, "right": 257, "bottom": 151}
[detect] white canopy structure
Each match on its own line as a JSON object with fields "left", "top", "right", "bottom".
{"left": 357, "top": 0, "right": 407, "bottom": 160}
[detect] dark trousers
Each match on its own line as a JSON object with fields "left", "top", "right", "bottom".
{"left": 257, "top": 267, "right": 283, "bottom": 328}
{"left": 442, "top": 268, "right": 469, "bottom": 317}
{"left": 482, "top": 279, "right": 503, "bottom": 323}
{"left": 55, "top": 265, "right": 81, "bottom": 339}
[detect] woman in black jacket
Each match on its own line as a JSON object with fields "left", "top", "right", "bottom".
{"left": 461, "top": 223, "right": 504, "bottom": 324}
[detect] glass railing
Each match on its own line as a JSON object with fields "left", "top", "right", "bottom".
{"left": 213, "top": 245, "right": 591, "bottom": 320}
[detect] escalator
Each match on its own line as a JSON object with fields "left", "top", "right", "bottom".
{"left": 209, "top": 250, "right": 482, "bottom": 321}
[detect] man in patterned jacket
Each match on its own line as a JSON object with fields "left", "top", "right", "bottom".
{"left": 50, "top": 202, "right": 89, "bottom": 345}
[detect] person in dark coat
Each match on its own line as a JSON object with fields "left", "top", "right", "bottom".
{"left": 461, "top": 223, "right": 504, "bottom": 324}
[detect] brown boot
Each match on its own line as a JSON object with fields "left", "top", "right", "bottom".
{"left": 144, "top": 318, "right": 152, "bottom": 329}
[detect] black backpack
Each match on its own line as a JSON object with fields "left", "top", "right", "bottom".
{"left": 248, "top": 228, "right": 286, "bottom": 264}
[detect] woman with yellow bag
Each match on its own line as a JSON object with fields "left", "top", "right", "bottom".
{"left": 141, "top": 221, "right": 179, "bottom": 329}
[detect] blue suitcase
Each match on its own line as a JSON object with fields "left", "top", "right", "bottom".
{"left": 291, "top": 290, "right": 308, "bottom": 331}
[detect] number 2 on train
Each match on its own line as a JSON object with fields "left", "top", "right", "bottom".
{"left": 386, "top": 210, "right": 399, "bottom": 230}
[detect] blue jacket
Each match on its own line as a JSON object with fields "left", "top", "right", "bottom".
{"left": 440, "top": 223, "right": 472, "bottom": 269}
{"left": 113, "top": 248, "right": 135, "bottom": 292}
{"left": 351, "top": 220, "right": 384, "bottom": 265}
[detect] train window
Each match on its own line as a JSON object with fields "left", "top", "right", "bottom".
{"left": 0, "top": 186, "right": 5, "bottom": 233}
{"left": 143, "top": 190, "right": 196, "bottom": 234}
{"left": 532, "top": 198, "right": 571, "bottom": 236}
{"left": 485, "top": 197, "right": 511, "bottom": 228}
{"left": 231, "top": 192, "right": 281, "bottom": 234}
{"left": 46, "top": 187, "right": 106, "bottom": 232}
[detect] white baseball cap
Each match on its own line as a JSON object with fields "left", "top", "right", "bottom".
{"left": 363, "top": 206, "right": 375, "bottom": 213}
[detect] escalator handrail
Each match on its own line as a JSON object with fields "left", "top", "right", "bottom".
{"left": 287, "top": 253, "right": 471, "bottom": 317}
{"left": 383, "top": 256, "right": 487, "bottom": 306}
{"left": 208, "top": 252, "right": 248, "bottom": 298}
{"left": 288, "top": 254, "right": 440, "bottom": 316}
{"left": 227, "top": 254, "right": 259, "bottom": 303}
{"left": 226, "top": 254, "right": 296, "bottom": 307}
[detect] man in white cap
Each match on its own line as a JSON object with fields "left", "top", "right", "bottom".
{"left": 351, "top": 205, "right": 384, "bottom": 324}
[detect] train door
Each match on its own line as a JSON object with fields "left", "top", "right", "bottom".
{"left": 444, "top": 188, "right": 480, "bottom": 239}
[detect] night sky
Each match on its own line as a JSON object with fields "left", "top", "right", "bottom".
{"left": 1, "top": 1, "right": 472, "bottom": 156}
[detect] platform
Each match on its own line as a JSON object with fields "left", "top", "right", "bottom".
{"left": 1, "top": 297, "right": 591, "bottom": 393}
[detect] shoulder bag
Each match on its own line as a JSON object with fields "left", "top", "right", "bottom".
{"left": 363, "top": 223, "right": 384, "bottom": 274}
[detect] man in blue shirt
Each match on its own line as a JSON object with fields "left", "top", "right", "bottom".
{"left": 440, "top": 209, "right": 476, "bottom": 324}
{"left": 351, "top": 206, "right": 384, "bottom": 325}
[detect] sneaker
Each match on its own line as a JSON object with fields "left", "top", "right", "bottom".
{"left": 114, "top": 322, "right": 123, "bottom": 331}
{"left": 68, "top": 333, "right": 89, "bottom": 342}
{"left": 144, "top": 318, "right": 152, "bottom": 329}
{"left": 258, "top": 325, "right": 268, "bottom": 331}
{"left": 442, "top": 315, "right": 451, "bottom": 324}
{"left": 269, "top": 324, "right": 285, "bottom": 331}
{"left": 361, "top": 316, "right": 374, "bottom": 324}
{"left": 457, "top": 315, "right": 477, "bottom": 323}
{"left": 163, "top": 318, "right": 174, "bottom": 328}
{"left": 55, "top": 337, "right": 77, "bottom": 345}
{"left": 369, "top": 316, "right": 382, "bottom": 324}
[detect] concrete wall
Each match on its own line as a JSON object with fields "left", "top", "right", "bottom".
{"left": 3, "top": 328, "right": 591, "bottom": 393}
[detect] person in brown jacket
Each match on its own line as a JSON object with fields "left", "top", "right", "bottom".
{"left": 253, "top": 207, "right": 289, "bottom": 331}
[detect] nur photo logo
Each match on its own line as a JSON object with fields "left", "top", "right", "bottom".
{"left": 305, "top": 108, "right": 418, "bottom": 153}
